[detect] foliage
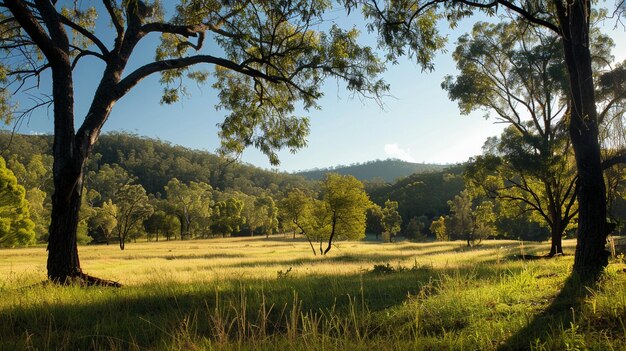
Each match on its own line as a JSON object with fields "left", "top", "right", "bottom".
{"left": 319, "top": 173, "right": 371, "bottom": 253}
{"left": 404, "top": 216, "right": 428, "bottom": 241}
{"left": 370, "top": 165, "right": 465, "bottom": 223}
{"left": 144, "top": 210, "right": 180, "bottom": 241}
{"left": 430, "top": 215, "right": 448, "bottom": 241}
{"left": 447, "top": 189, "right": 495, "bottom": 246}
{"left": 280, "top": 188, "right": 313, "bottom": 237}
{"left": 380, "top": 200, "right": 402, "bottom": 242}
{"left": 0, "top": 156, "right": 35, "bottom": 247}
{"left": 211, "top": 197, "right": 245, "bottom": 237}
{"left": 109, "top": 184, "right": 154, "bottom": 250}
{"left": 88, "top": 204, "right": 118, "bottom": 245}
{"left": 365, "top": 203, "right": 384, "bottom": 237}
{"left": 165, "top": 178, "right": 212, "bottom": 239}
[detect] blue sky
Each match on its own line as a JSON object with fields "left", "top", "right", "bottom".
{"left": 7, "top": 2, "right": 626, "bottom": 173}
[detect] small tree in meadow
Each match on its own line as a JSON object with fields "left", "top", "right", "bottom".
{"left": 405, "top": 216, "right": 428, "bottom": 242}
{"left": 430, "top": 216, "right": 449, "bottom": 242}
{"left": 381, "top": 200, "right": 402, "bottom": 242}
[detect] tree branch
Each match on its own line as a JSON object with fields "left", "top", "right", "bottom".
{"left": 59, "top": 13, "right": 110, "bottom": 57}
{"left": 457, "top": 0, "right": 559, "bottom": 33}
{"left": 4, "top": 0, "right": 59, "bottom": 62}
{"left": 102, "top": 0, "right": 123, "bottom": 36}
{"left": 115, "top": 55, "right": 283, "bottom": 100}
{"left": 602, "top": 151, "right": 626, "bottom": 170}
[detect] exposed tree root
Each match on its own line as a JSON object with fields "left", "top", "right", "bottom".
{"left": 47, "top": 272, "right": 122, "bottom": 287}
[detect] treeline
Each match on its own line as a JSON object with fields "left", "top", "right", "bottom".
{"left": 296, "top": 159, "right": 446, "bottom": 182}
{"left": 0, "top": 130, "right": 467, "bottom": 249}
{"left": 2, "top": 131, "right": 623, "bottom": 253}
{"left": 0, "top": 131, "right": 318, "bottom": 248}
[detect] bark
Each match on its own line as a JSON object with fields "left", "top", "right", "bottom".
{"left": 323, "top": 215, "right": 337, "bottom": 255}
{"left": 118, "top": 235, "right": 125, "bottom": 250}
{"left": 45, "top": 40, "right": 83, "bottom": 283}
{"left": 555, "top": 0, "right": 609, "bottom": 276}
{"left": 548, "top": 222, "right": 564, "bottom": 257}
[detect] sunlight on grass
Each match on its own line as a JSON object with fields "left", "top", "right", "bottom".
{"left": 1, "top": 237, "right": 624, "bottom": 350}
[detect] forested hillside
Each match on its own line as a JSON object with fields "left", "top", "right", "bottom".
{"left": 296, "top": 159, "right": 446, "bottom": 182}
{"left": 0, "top": 131, "right": 320, "bottom": 247}
{"left": 369, "top": 164, "right": 465, "bottom": 222}
{"left": 0, "top": 131, "right": 313, "bottom": 196}
{"left": 2, "top": 130, "right": 624, "bottom": 251}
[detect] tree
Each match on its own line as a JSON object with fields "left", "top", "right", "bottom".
{"left": 211, "top": 198, "right": 245, "bottom": 237}
{"left": 257, "top": 196, "right": 279, "bottom": 238}
{"left": 365, "top": 203, "right": 384, "bottom": 239}
{"left": 280, "top": 188, "right": 311, "bottom": 239}
{"left": 240, "top": 194, "right": 263, "bottom": 236}
{"left": 448, "top": 189, "right": 495, "bottom": 246}
{"left": 7, "top": 154, "right": 53, "bottom": 242}
{"left": 85, "top": 164, "right": 134, "bottom": 206}
{"left": 88, "top": 204, "right": 117, "bottom": 244}
{"left": 443, "top": 21, "right": 603, "bottom": 256}
{"left": 351, "top": 0, "right": 626, "bottom": 276}
{"left": 144, "top": 210, "right": 180, "bottom": 241}
{"left": 380, "top": 199, "right": 402, "bottom": 242}
{"left": 319, "top": 173, "right": 371, "bottom": 254}
{"left": 430, "top": 216, "right": 448, "bottom": 241}
{"left": 165, "top": 179, "right": 212, "bottom": 240}
{"left": 0, "top": 156, "right": 36, "bottom": 247}
{"left": 107, "top": 184, "right": 154, "bottom": 250}
{"left": 405, "top": 216, "right": 428, "bottom": 241}
{"left": 280, "top": 188, "right": 320, "bottom": 254}
{"left": 0, "top": 1, "right": 386, "bottom": 284}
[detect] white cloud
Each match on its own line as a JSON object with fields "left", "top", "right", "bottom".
{"left": 384, "top": 143, "right": 416, "bottom": 162}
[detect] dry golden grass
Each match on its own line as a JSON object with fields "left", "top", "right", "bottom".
{"left": 1, "top": 237, "right": 625, "bottom": 350}
{"left": 0, "top": 236, "right": 576, "bottom": 286}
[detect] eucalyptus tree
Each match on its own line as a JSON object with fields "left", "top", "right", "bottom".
{"left": 380, "top": 199, "right": 402, "bottom": 242}
{"left": 0, "top": 0, "right": 386, "bottom": 284}
{"left": 165, "top": 178, "right": 212, "bottom": 240}
{"left": 319, "top": 173, "right": 371, "bottom": 254}
{"left": 444, "top": 22, "right": 580, "bottom": 256}
{"left": 210, "top": 197, "right": 245, "bottom": 237}
{"left": 0, "top": 156, "right": 36, "bottom": 247}
{"left": 107, "top": 184, "right": 154, "bottom": 250}
{"left": 447, "top": 189, "right": 496, "bottom": 246}
{"left": 144, "top": 210, "right": 178, "bottom": 242}
{"left": 256, "top": 195, "right": 279, "bottom": 238}
{"left": 350, "top": 0, "right": 626, "bottom": 276}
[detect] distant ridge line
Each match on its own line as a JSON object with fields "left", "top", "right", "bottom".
{"left": 294, "top": 158, "right": 447, "bottom": 182}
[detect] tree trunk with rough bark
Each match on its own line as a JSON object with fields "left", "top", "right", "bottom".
{"left": 556, "top": 0, "right": 609, "bottom": 276}
{"left": 548, "top": 222, "right": 564, "bottom": 257}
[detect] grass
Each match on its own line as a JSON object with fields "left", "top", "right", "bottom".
{"left": 0, "top": 237, "right": 625, "bottom": 350}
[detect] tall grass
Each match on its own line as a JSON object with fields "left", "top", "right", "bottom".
{"left": 0, "top": 237, "right": 624, "bottom": 350}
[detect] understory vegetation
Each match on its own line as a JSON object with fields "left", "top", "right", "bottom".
{"left": 1, "top": 238, "right": 625, "bottom": 350}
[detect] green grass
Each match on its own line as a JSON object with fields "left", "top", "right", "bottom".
{"left": 1, "top": 237, "right": 625, "bottom": 350}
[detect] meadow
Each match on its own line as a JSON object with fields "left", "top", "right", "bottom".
{"left": 1, "top": 237, "right": 625, "bottom": 350}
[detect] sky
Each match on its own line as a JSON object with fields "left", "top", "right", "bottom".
{"left": 6, "top": 2, "right": 626, "bottom": 173}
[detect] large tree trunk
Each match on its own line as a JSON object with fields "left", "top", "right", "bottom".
{"left": 47, "top": 161, "right": 84, "bottom": 282}
{"left": 556, "top": 0, "right": 609, "bottom": 277}
{"left": 46, "top": 59, "right": 84, "bottom": 283}
{"left": 548, "top": 222, "right": 564, "bottom": 257}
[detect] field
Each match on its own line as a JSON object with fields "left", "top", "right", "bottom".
{"left": 1, "top": 237, "right": 625, "bottom": 350}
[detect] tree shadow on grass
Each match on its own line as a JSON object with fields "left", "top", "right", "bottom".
{"left": 498, "top": 273, "right": 597, "bottom": 350}
{"left": 0, "top": 263, "right": 529, "bottom": 350}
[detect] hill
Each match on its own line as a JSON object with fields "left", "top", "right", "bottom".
{"left": 295, "top": 159, "right": 447, "bottom": 182}
{"left": 0, "top": 130, "right": 313, "bottom": 196}
{"left": 368, "top": 164, "right": 465, "bottom": 221}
